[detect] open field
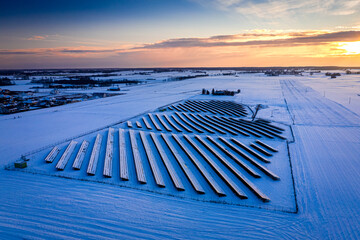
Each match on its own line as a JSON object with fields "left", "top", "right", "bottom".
{"left": 0, "top": 71, "right": 359, "bottom": 239}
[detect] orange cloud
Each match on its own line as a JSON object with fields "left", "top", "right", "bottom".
{"left": 27, "top": 35, "right": 49, "bottom": 41}
{"left": 137, "top": 31, "right": 360, "bottom": 49}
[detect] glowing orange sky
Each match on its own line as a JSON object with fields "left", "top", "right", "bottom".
{"left": 1, "top": 30, "right": 359, "bottom": 69}
{"left": 1, "top": 0, "right": 360, "bottom": 68}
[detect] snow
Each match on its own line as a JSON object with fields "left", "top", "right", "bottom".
{"left": 281, "top": 79, "right": 360, "bottom": 126}
{"left": 0, "top": 73, "right": 359, "bottom": 239}
{"left": 299, "top": 72, "right": 360, "bottom": 116}
{"left": 16, "top": 107, "right": 294, "bottom": 211}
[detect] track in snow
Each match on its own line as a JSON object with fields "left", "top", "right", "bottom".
{"left": 281, "top": 79, "right": 360, "bottom": 126}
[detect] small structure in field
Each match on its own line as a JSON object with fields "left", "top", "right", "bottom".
{"left": 107, "top": 86, "right": 120, "bottom": 91}
{"left": 325, "top": 72, "right": 341, "bottom": 78}
{"left": 14, "top": 160, "right": 27, "bottom": 168}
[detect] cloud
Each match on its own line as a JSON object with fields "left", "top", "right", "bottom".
{"left": 59, "top": 49, "right": 121, "bottom": 53}
{"left": 191, "top": 0, "right": 360, "bottom": 17}
{"left": 1, "top": 29, "right": 359, "bottom": 69}
{"left": 2, "top": 30, "right": 360, "bottom": 57}
{"left": 328, "top": 0, "right": 360, "bottom": 15}
{"left": 27, "top": 35, "right": 48, "bottom": 41}
{"left": 0, "top": 50, "right": 39, "bottom": 55}
{"left": 136, "top": 30, "right": 360, "bottom": 49}
{"left": 0, "top": 48, "right": 124, "bottom": 56}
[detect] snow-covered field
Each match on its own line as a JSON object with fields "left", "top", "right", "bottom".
{"left": 0, "top": 73, "right": 359, "bottom": 239}
{"left": 299, "top": 72, "right": 360, "bottom": 116}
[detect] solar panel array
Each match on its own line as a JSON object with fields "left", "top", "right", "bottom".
{"left": 20, "top": 99, "right": 295, "bottom": 210}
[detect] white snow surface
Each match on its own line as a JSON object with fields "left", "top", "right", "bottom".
{"left": 0, "top": 74, "right": 359, "bottom": 239}
{"left": 299, "top": 72, "right": 360, "bottom": 116}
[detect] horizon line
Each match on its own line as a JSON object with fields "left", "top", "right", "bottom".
{"left": 0, "top": 66, "right": 359, "bottom": 71}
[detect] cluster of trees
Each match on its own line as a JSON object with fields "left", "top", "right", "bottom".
{"left": 345, "top": 70, "right": 360, "bottom": 74}
{"left": 325, "top": 72, "right": 341, "bottom": 78}
{"left": 0, "top": 77, "right": 15, "bottom": 86}
{"left": 202, "top": 88, "right": 241, "bottom": 96}
{"left": 325, "top": 72, "right": 341, "bottom": 76}
{"left": 31, "top": 76, "right": 140, "bottom": 87}
{"left": 202, "top": 89, "right": 210, "bottom": 94}
{"left": 169, "top": 74, "right": 209, "bottom": 82}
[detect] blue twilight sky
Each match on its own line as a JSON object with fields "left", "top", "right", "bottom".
{"left": 1, "top": 0, "right": 221, "bottom": 47}
{"left": 0, "top": 0, "right": 360, "bottom": 68}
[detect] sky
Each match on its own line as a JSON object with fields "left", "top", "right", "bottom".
{"left": 0, "top": 0, "right": 360, "bottom": 69}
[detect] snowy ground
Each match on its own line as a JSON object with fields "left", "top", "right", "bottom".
{"left": 0, "top": 73, "right": 359, "bottom": 239}
{"left": 299, "top": 72, "right": 360, "bottom": 116}
{"left": 14, "top": 98, "right": 294, "bottom": 212}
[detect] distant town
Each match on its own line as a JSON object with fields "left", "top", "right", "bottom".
{"left": 1, "top": 67, "right": 358, "bottom": 114}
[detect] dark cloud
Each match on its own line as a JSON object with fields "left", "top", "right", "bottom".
{"left": 137, "top": 31, "right": 360, "bottom": 49}
{"left": 60, "top": 49, "right": 119, "bottom": 53}
{"left": 0, "top": 51, "right": 38, "bottom": 55}
{"left": 209, "top": 34, "right": 237, "bottom": 40}
{"left": 0, "top": 48, "right": 122, "bottom": 55}
{"left": 208, "top": 32, "right": 308, "bottom": 40}
{"left": 294, "top": 31, "right": 360, "bottom": 42}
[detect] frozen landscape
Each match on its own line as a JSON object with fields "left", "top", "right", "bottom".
{"left": 0, "top": 70, "right": 359, "bottom": 239}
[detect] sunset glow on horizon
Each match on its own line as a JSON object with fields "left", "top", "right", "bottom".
{"left": 337, "top": 41, "right": 360, "bottom": 55}
{"left": 1, "top": 0, "right": 360, "bottom": 69}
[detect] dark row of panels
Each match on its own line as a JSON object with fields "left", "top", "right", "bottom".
{"left": 168, "top": 100, "right": 248, "bottom": 117}
{"left": 126, "top": 112, "right": 286, "bottom": 139}
{"left": 44, "top": 128, "right": 280, "bottom": 202}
